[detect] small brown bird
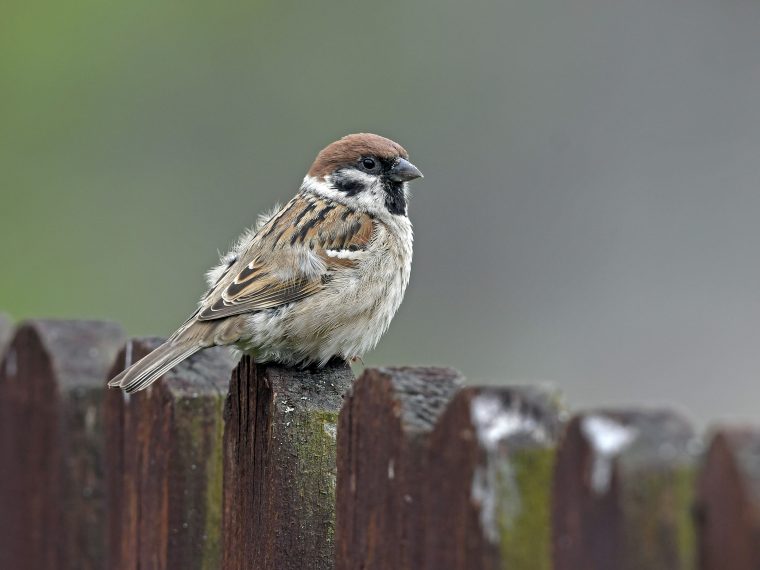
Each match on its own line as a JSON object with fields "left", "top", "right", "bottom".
{"left": 109, "top": 133, "right": 422, "bottom": 393}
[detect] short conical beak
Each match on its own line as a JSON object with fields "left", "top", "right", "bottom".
{"left": 388, "top": 158, "right": 423, "bottom": 182}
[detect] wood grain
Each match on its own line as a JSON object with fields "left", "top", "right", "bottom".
{"left": 697, "top": 428, "right": 760, "bottom": 570}
{"left": 552, "top": 410, "right": 698, "bottom": 570}
{"left": 336, "top": 366, "right": 464, "bottom": 570}
{"left": 0, "top": 319, "right": 125, "bottom": 570}
{"left": 423, "top": 385, "right": 564, "bottom": 570}
{"left": 222, "top": 355, "right": 354, "bottom": 570}
{"left": 105, "top": 337, "right": 236, "bottom": 570}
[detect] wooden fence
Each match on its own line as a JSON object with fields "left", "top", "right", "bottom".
{"left": 0, "top": 317, "right": 757, "bottom": 569}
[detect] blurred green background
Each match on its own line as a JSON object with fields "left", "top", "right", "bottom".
{"left": 2, "top": 0, "right": 760, "bottom": 425}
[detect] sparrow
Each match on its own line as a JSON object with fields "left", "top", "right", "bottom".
{"left": 109, "top": 133, "right": 422, "bottom": 393}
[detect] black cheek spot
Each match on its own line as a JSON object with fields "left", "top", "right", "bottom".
{"left": 333, "top": 172, "right": 365, "bottom": 196}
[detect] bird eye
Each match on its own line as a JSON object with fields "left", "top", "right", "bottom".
{"left": 361, "top": 157, "right": 377, "bottom": 170}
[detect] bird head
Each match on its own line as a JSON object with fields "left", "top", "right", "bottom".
{"left": 305, "top": 133, "right": 422, "bottom": 217}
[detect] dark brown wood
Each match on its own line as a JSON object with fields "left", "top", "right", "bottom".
{"left": 552, "top": 410, "right": 698, "bottom": 570}
{"left": 697, "top": 428, "right": 760, "bottom": 570}
{"left": 104, "top": 337, "right": 236, "bottom": 570}
{"left": 0, "top": 319, "right": 125, "bottom": 570}
{"left": 423, "top": 385, "right": 564, "bottom": 570}
{"left": 222, "top": 356, "right": 355, "bottom": 570}
{"left": 336, "top": 366, "right": 464, "bottom": 570}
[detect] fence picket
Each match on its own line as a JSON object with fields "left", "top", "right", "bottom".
{"left": 697, "top": 428, "right": 760, "bottom": 570}
{"left": 0, "top": 320, "right": 125, "bottom": 570}
{"left": 336, "top": 366, "right": 464, "bottom": 570}
{"left": 423, "top": 385, "right": 564, "bottom": 570}
{"left": 552, "top": 410, "right": 699, "bottom": 570}
{"left": 104, "top": 337, "right": 236, "bottom": 570}
{"left": 3, "top": 315, "right": 760, "bottom": 568}
{"left": 221, "top": 356, "right": 353, "bottom": 570}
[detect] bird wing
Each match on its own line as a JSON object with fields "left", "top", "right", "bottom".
{"left": 196, "top": 195, "right": 375, "bottom": 321}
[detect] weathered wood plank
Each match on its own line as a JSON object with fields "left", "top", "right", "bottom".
{"left": 552, "top": 410, "right": 698, "bottom": 570}
{"left": 697, "top": 428, "right": 760, "bottom": 570}
{"left": 423, "top": 385, "right": 564, "bottom": 570}
{"left": 0, "top": 319, "right": 125, "bottom": 570}
{"left": 105, "top": 338, "right": 236, "bottom": 570}
{"left": 336, "top": 366, "right": 464, "bottom": 570}
{"left": 222, "top": 356, "right": 354, "bottom": 570}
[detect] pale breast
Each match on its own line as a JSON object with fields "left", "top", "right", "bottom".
{"left": 238, "top": 213, "right": 413, "bottom": 365}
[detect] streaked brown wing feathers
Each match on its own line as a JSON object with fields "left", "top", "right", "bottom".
{"left": 196, "top": 196, "right": 376, "bottom": 322}
{"left": 198, "top": 276, "right": 321, "bottom": 320}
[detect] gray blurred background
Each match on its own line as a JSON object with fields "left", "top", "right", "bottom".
{"left": 2, "top": 0, "right": 759, "bottom": 426}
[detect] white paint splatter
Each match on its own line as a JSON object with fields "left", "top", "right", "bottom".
{"left": 471, "top": 466, "right": 496, "bottom": 542}
{"left": 469, "top": 393, "right": 548, "bottom": 543}
{"left": 388, "top": 459, "right": 395, "bottom": 480}
{"left": 471, "top": 393, "right": 549, "bottom": 451}
{"left": 581, "top": 415, "right": 637, "bottom": 494}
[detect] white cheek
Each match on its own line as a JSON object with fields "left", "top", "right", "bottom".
{"left": 343, "top": 170, "right": 376, "bottom": 187}
{"left": 302, "top": 176, "right": 342, "bottom": 201}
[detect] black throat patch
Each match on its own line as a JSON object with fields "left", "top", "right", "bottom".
{"left": 384, "top": 181, "right": 407, "bottom": 216}
{"left": 331, "top": 169, "right": 407, "bottom": 216}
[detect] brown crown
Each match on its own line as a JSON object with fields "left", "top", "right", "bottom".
{"left": 308, "top": 133, "right": 409, "bottom": 179}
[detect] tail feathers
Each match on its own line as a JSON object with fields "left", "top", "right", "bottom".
{"left": 108, "top": 341, "right": 201, "bottom": 394}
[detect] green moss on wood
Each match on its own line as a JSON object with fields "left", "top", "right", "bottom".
{"left": 201, "top": 392, "right": 226, "bottom": 570}
{"left": 673, "top": 466, "right": 697, "bottom": 570}
{"left": 620, "top": 465, "right": 697, "bottom": 570}
{"left": 172, "top": 389, "right": 227, "bottom": 570}
{"left": 496, "top": 448, "right": 555, "bottom": 570}
{"left": 275, "top": 401, "right": 341, "bottom": 550}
